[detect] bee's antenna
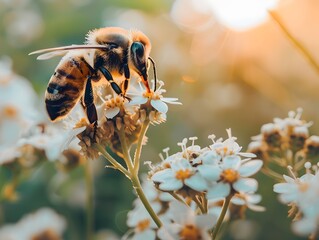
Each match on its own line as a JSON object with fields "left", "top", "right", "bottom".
{"left": 148, "top": 57, "right": 157, "bottom": 92}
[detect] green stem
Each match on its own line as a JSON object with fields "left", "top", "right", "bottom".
{"left": 268, "top": 10, "right": 319, "bottom": 76}
{"left": 169, "top": 192, "right": 188, "bottom": 205}
{"left": 193, "top": 196, "right": 205, "bottom": 214}
{"left": 85, "top": 159, "right": 94, "bottom": 240}
{"left": 118, "top": 128, "right": 134, "bottom": 173}
{"left": 202, "top": 195, "right": 208, "bottom": 214}
{"left": 261, "top": 167, "right": 283, "bottom": 182}
{"left": 131, "top": 174, "right": 163, "bottom": 228}
{"left": 93, "top": 144, "right": 130, "bottom": 178}
{"left": 133, "top": 119, "right": 150, "bottom": 174}
{"left": 212, "top": 195, "right": 232, "bottom": 240}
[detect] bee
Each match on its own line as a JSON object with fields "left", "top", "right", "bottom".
{"left": 30, "top": 27, "right": 157, "bottom": 127}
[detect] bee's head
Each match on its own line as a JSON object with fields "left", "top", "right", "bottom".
{"left": 129, "top": 30, "right": 152, "bottom": 91}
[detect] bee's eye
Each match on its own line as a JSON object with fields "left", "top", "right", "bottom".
{"left": 131, "top": 42, "right": 145, "bottom": 60}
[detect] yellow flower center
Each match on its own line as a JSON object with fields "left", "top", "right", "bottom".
{"left": 105, "top": 96, "right": 124, "bottom": 109}
{"left": 143, "top": 91, "right": 153, "bottom": 98}
{"left": 31, "top": 229, "right": 61, "bottom": 240}
{"left": 136, "top": 219, "right": 151, "bottom": 232}
{"left": 175, "top": 169, "right": 192, "bottom": 181}
{"left": 221, "top": 169, "right": 239, "bottom": 183}
{"left": 298, "top": 182, "right": 309, "bottom": 192}
{"left": 3, "top": 105, "right": 18, "bottom": 118}
{"left": 179, "top": 224, "right": 202, "bottom": 240}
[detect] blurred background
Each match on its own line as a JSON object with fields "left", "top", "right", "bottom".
{"left": 1, "top": 0, "right": 319, "bottom": 239}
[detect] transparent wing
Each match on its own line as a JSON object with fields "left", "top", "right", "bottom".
{"left": 29, "top": 44, "right": 110, "bottom": 60}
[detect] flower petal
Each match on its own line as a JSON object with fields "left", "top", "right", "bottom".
{"left": 151, "top": 100, "right": 168, "bottom": 113}
{"left": 197, "top": 165, "right": 222, "bottom": 181}
{"left": 159, "top": 179, "right": 183, "bottom": 191}
{"left": 185, "top": 174, "right": 208, "bottom": 191}
{"left": 233, "top": 178, "right": 258, "bottom": 193}
{"left": 223, "top": 155, "right": 241, "bottom": 170}
{"left": 130, "top": 96, "right": 148, "bottom": 105}
{"left": 206, "top": 182, "right": 231, "bottom": 200}
{"left": 151, "top": 169, "right": 173, "bottom": 183}
{"left": 161, "top": 97, "right": 182, "bottom": 105}
{"left": 105, "top": 107, "right": 120, "bottom": 119}
{"left": 239, "top": 160, "right": 263, "bottom": 177}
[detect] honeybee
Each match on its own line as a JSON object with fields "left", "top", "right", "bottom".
{"left": 30, "top": 27, "right": 157, "bottom": 127}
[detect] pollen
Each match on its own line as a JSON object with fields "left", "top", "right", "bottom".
{"left": 179, "top": 224, "right": 201, "bottom": 240}
{"left": 3, "top": 105, "right": 18, "bottom": 118}
{"left": 136, "top": 219, "right": 151, "bottom": 232}
{"left": 221, "top": 169, "right": 239, "bottom": 183}
{"left": 74, "top": 118, "right": 88, "bottom": 128}
{"left": 143, "top": 91, "right": 154, "bottom": 99}
{"left": 175, "top": 169, "right": 192, "bottom": 181}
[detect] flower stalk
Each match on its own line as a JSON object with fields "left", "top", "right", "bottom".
{"left": 212, "top": 194, "right": 232, "bottom": 240}
{"left": 133, "top": 119, "right": 150, "bottom": 174}
{"left": 84, "top": 158, "right": 94, "bottom": 240}
{"left": 131, "top": 174, "right": 163, "bottom": 228}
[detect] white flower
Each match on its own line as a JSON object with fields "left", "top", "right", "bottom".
{"left": 157, "top": 201, "right": 216, "bottom": 240}
{"left": 208, "top": 129, "right": 256, "bottom": 158}
{"left": 128, "top": 80, "right": 181, "bottom": 114}
{"left": 126, "top": 199, "right": 160, "bottom": 240}
{"left": 198, "top": 155, "right": 263, "bottom": 200}
{"left": 0, "top": 208, "right": 66, "bottom": 240}
{"left": 0, "top": 57, "right": 39, "bottom": 125}
{"left": 274, "top": 163, "right": 319, "bottom": 236}
{"left": 231, "top": 192, "right": 265, "bottom": 212}
{"left": 0, "top": 56, "right": 40, "bottom": 163}
{"left": 273, "top": 166, "right": 315, "bottom": 204}
{"left": 152, "top": 158, "right": 207, "bottom": 192}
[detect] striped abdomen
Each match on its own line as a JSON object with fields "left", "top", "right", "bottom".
{"left": 45, "top": 56, "right": 91, "bottom": 121}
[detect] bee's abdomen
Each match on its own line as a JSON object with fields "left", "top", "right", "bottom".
{"left": 45, "top": 57, "right": 90, "bottom": 121}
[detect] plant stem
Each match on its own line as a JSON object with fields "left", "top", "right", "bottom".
{"left": 268, "top": 10, "right": 319, "bottom": 76}
{"left": 133, "top": 119, "right": 150, "bottom": 174}
{"left": 131, "top": 174, "right": 163, "bottom": 228}
{"left": 118, "top": 128, "right": 134, "bottom": 173}
{"left": 261, "top": 167, "right": 283, "bottom": 182}
{"left": 169, "top": 192, "right": 188, "bottom": 205}
{"left": 193, "top": 196, "right": 205, "bottom": 214}
{"left": 85, "top": 158, "right": 94, "bottom": 240}
{"left": 93, "top": 144, "right": 130, "bottom": 178}
{"left": 212, "top": 195, "right": 232, "bottom": 240}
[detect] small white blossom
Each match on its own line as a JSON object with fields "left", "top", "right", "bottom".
{"left": 231, "top": 192, "right": 265, "bottom": 212}
{"left": 157, "top": 201, "right": 216, "bottom": 240}
{"left": 0, "top": 208, "right": 66, "bottom": 240}
{"left": 274, "top": 163, "right": 319, "bottom": 236}
{"left": 126, "top": 199, "right": 160, "bottom": 240}
{"left": 199, "top": 155, "right": 263, "bottom": 200}
{"left": 128, "top": 80, "right": 181, "bottom": 114}
{"left": 152, "top": 158, "right": 207, "bottom": 192}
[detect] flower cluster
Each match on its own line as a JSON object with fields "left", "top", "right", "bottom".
{"left": 274, "top": 162, "right": 319, "bottom": 237}
{"left": 64, "top": 79, "right": 181, "bottom": 159}
{"left": 125, "top": 177, "right": 217, "bottom": 240}
{"left": 147, "top": 129, "right": 264, "bottom": 228}
{"left": 247, "top": 108, "right": 319, "bottom": 177}
{"left": 0, "top": 208, "right": 66, "bottom": 240}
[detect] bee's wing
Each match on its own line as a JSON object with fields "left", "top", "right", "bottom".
{"left": 29, "top": 44, "right": 110, "bottom": 60}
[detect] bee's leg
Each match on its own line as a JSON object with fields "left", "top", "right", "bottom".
{"left": 148, "top": 57, "right": 157, "bottom": 92}
{"left": 122, "top": 63, "right": 130, "bottom": 96}
{"left": 80, "top": 97, "right": 85, "bottom": 109}
{"left": 84, "top": 76, "right": 98, "bottom": 138}
{"left": 98, "top": 66, "right": 131, "bottom": 101}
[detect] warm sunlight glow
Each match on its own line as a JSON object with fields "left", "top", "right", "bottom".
{"left": 208, "top": 0, "right": 279, "bottom": 31}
